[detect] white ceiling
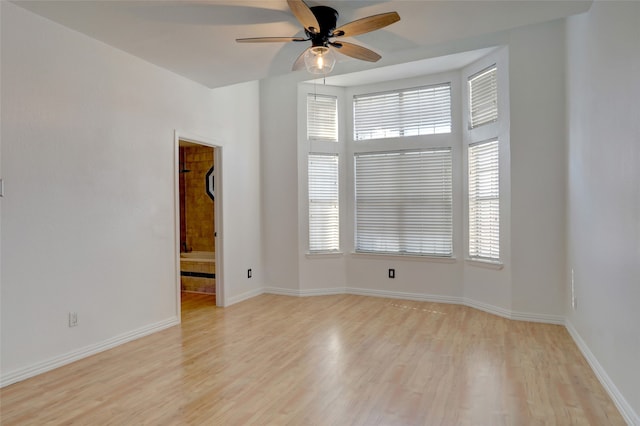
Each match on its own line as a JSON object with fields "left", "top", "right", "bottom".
{"left": 13, "top": 1, "right": 592, "bottom": 89}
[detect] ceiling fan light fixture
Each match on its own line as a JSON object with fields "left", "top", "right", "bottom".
{"left": 304, "top": 46, "right": 335, "bottom": 75}
{"left": 237, "top": 1, "right": 400, "bottom": 75}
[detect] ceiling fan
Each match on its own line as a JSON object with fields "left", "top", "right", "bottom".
{"left": 236, "top": 0, "right": 400, "bottom": 74}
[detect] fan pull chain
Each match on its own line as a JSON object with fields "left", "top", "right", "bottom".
{"left": 312, "top": 76, "right": 326, "bottom": 102}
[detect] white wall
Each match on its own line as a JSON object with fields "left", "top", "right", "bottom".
{"left": 260, "top": 74, "right": 304, "bottom": 291}
{"left": 566, "top": 2, "right": 640, "bottom": 422}
{"left": 461, "top": 47, "right": 513, "bottom": 316}
{"left": 0, "top": 2, "right": 262, "bottom": 384}
{"left": 208, "top": 82, "right": 263, "bottom": 305}
{"left": 507, "top": 20, "right": 568, "bottom": 317}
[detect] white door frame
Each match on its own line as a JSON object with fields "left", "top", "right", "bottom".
{"left": 174, "top": 130, "right": 224, "bottom": 316}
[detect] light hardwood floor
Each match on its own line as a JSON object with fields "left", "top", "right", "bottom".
{"left": 0, "top": 293, "right": 625, "bottom": 425}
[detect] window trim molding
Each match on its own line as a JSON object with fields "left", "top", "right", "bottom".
{"left": 465, "top": 257, "right": 504, "bottom": 269}
{"left": 305, "top": 251, "right": 344, "bottom": 259}
{"left": 297, "top": 83, "right": 348, "bottom": 263}
{"left": 351, "top": 251, "right": 458, "bottom": 263}
{"left": 344, "top": 70, "right": 463, "bottom": 259}
{"left": 462, "top": 46, "right": 510, "bottom": 269}
{"left": 353, "top": 82, "right": 453, "bottom": 141}
{"left": 307, "top": 93, "right": 339, "bottom": 142}
{"left": 353, "top": 147, "right": 454, "bottom": 257}
{"left": 307, "top": 152, "right": 340, "bottom": 253}
{"left": 468, "top": 138, "right": 500, "bottom": 261}
{"left": 468, "top": 64, "right": 498, "bottom": 130}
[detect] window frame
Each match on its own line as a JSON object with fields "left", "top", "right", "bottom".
{"left": 299, "top": 84, "right": 346, "bottom": 258}
{"left": 353, "top": 82, "right": 452, "bottom": 141}
{"left": 468, "top": 139, "right": 500, "bottom": 261}
{"left": 462, "top": 48, "right": 509, "bottom": 268}
{"left": 353, "top": 148, "right": 454, "bottom": 257}
{"left": 307, "top": 153, "right": 340, "bottom": 253}
{"left": 468, "top": 64, "right": 498, "bottom": 130}
{"left": 297, "top": 52, "right": 509, "bottom": 266}
{"left": 307, "top": 93, "right": 339, "bottom": 142}
{"left": 344, "top": 71, "right": 462, "bottom": 260}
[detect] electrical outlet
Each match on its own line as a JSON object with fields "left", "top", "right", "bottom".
{"left": 68, "top": 312, "right": 78, "bottom": 327}
{"left": 248, "top": 268, "right": 252, "bottom": 279}
{"left": 388, "top": 268, "right": 395, "bottom": 279}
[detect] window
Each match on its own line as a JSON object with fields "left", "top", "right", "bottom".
{"left": 353, "top": 83, "right": 451, "bottom": 141}
{"left": 354, "top": 149, "right": 453, "bottom": 256}
{"left": 308, "top": 154, "right": 340, "bottom": 252}
{"left": 307, "top": 94, "right": 338, "bottom": 142}
{"left": 468, "top": 65, "right": 498, "bottom": 129}
{"left": 468, "top": 140, "right": 499, "bottom": 260}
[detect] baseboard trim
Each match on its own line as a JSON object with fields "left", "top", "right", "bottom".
{"left": 264, "top": 286, "right": 346, "bottom": 297}
{"left": 510, "top": 310, "right": 565, "bottom": 325}
{"left": 0, "top": 316, "right": 179, "bottom": 388}
{"left": 345, "top": 287, "right": 462, "bottom": 305}
{"left": 565, "top": 320, "right": 639, "bottom": 426}
{"left": 224, "top": 287, "right": 265, "bottom": 306}
{"left": 463, "top": 297, "right": 513, "bottom": 319}
{"left": 462, "top": 298, "right": 565, "bottom": 325}
{"left": 263, "top": 286, "right": 562, "bottom": 325}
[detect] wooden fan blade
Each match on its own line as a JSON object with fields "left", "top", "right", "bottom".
{"left": 236, "top": 37, "right": 307, "bottom": 43}
{"left": 332, "top": 41, "right": 381, "bottom": 62}
{"left": 292, "top": 47, "right": 311, "bottom": 71}
{"left": 333, "top": 12, "right": 400, "bottom": 37}
{"left": 287, "top": 0, "right": 320, "bottom": 34}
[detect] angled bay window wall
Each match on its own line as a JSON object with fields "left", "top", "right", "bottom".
{"left": 468, "top": 139, "right": 500, "bottom": 260}
{"left": 467, "top": 65, "right": 500, "bottom": 261}
{"left": 298, "top": 47, "right": 508, "bottom": 266}
{"left": 354, "top": 149, "right": 453, "bottom": 256}
{"left": 348, "top": 73, "right": 459, "bottom": 258}
{"left": 353, "top": 83, "right": 452, "bottom": 140}
{"left": 463, "top": 49, "right": 509, "bottom": 266}
{"left": 308, "top": 153, "right": 340, "bottom": 252}
{"left": 303, "top": 90, "right": 344, "bottom": 254}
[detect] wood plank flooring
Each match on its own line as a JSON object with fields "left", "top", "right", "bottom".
{"left": 0, "top": 293, "right": 625, "bottom": 425}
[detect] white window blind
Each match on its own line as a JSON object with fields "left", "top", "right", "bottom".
{"left": 354, "top": 149, "right": 453, "bottom": 256}
{"left": 307, "top": 94, "right": 338, "bottom": 141}
{"left": 308, "top": 154, "right": 340, "bottom": 252}
{"left": 468, "top": 65, "right": 498, "bottom": 129}
{"left": 353, "top": 83, "right": 451, "bottom": 141}
{"left": 468, "top": 139, "right": 499, "bottom": 260}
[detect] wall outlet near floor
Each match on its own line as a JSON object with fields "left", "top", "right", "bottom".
{"left": 248, "top": 268, "right": 252, "bottom": 279}
{"left": 388, "top": 268, "right": 395, "bottom": 279}
{"left": 68, "top": 312, "right": 78, "bottom": 327}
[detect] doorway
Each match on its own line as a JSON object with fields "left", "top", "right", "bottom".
{"left": 175, "top": 133, "right": 223, "bottom": 312}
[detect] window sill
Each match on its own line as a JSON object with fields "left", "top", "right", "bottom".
{"left": 350, "top": 252, "right": 457, "bottom": 263}
{"left": 465, "top": 258, "right": 504, "bottom": 270}
{"left": 305, "top": 252, "right": 344, "bottom": 259}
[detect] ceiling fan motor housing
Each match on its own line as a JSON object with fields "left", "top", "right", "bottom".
{"left": 306, "top": 6, "right": 339, "bottom": 47}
